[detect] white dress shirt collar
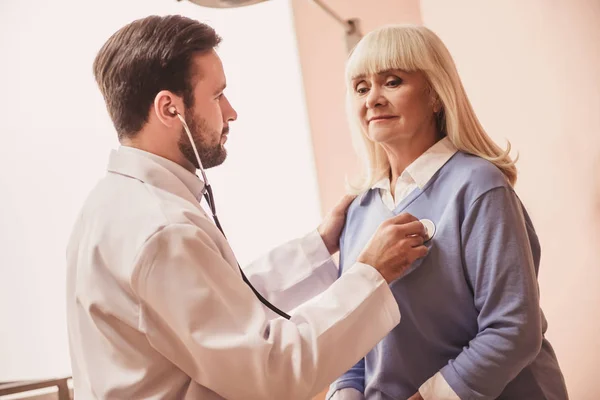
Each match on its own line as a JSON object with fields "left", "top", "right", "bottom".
{"left": 370, "top": 137, "right": 458, "bottom": 210}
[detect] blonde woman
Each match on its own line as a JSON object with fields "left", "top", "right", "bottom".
{"left": 327, "top": 25, "right": 568, "bottom": 400}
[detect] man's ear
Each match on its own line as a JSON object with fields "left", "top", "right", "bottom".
{"left": 153, "top": 90, "right": 184, "bottom": 127}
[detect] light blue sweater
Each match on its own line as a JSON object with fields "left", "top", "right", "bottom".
{"left": 329, "top": 152, "right": 568, "bottom": 400}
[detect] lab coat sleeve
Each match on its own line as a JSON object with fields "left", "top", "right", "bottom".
{"left": 436, "top": 187, "right": 543, "bottom": 399}
{"left": 133, "top": 223, "right": 400, "bottom": 400}
{"left": 242, "top": 229, "right": 338, "bottom": 312}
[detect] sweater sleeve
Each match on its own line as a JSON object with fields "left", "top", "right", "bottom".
{"left": 439, "top": 187, "right": 543, "bottom": 399}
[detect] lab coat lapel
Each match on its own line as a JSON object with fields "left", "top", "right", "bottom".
{"left": 107, "top": 149, "right": 204, "bottom": 211}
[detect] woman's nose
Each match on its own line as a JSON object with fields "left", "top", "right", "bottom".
{"left": 366, "top": 86, "right": 387, "bottom": 109}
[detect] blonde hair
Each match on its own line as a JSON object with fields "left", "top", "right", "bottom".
{"left": 345, "top": 25, "right": 517, "bottom": 192}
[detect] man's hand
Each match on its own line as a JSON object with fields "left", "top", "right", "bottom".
{"left": 317, "top": 194, "right": 357, "bottom": 255}
{"left": 357, "top": 213, "right": 428, "bottom": 283}
{"left": 408, "top": 392, "right": 424, "bottom": 400}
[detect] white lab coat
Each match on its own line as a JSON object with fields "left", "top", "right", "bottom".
{"left": 66, "top": 147, "right": 400, "bottom": 400}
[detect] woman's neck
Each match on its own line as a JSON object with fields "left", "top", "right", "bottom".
{"left": 383, "top": 132, "right": 441, "bottom": 196}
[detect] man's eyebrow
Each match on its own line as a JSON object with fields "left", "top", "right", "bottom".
{"left": 213, "top": 82, "right": 226, "bottom": 95}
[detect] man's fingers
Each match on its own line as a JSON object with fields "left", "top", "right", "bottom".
{"left": 387, "top": 212, "right": 420, "bottom": 225}
{"left": 412, "top": 245, "right": 429, "bottom": 259}
{"left": 393, "top": 220, "right": 427, "bottom": 238}
{"left": 407, "top": 236, "right": 425, "bottom": 247}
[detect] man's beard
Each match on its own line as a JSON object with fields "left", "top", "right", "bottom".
{"left": 178, "top": 112, "right": 228, "bottom": 170}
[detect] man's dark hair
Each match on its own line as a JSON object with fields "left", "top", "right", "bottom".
{"left": 93, "top": 15, "right": 221, "bottom": 139}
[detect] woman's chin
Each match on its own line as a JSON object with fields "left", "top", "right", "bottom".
{"left": 368, "top": 128, "right": 411, "bottom": 144}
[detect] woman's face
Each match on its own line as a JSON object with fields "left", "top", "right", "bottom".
{"left": 351, "top": 69, "right": 438, "bottom": 147}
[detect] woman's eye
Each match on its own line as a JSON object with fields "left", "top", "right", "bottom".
{"left": 355, "top": 83, "right": 369, "bottom": 94}
{"left": 386, "top": 78, "right": 402, "bottom": 87}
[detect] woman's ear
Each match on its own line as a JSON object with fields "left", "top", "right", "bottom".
{"left": 432, "top": 97, "right": 442, "bottom": 114}
{"left": 427, "top": 85, "right": 442, "bottom": 114}
{"left": 429, "top": 92, "right": 442, "bottom": 114}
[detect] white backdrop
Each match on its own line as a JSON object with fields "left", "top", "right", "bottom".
{"left": 0, "top": 0, "right": 322, "bottom": 380}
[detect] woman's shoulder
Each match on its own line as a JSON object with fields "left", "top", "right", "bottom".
{"left": 445, "top": 151, "right": 510, "bottom": 190}
{"left": 434, "top": 151, "right": 513, "bottom": 208}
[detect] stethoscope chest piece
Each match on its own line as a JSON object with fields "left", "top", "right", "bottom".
{"left": 420, "top": 219, "right": 436, "bottom": 242}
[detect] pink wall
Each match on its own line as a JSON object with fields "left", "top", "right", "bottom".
{"left": 292, "top": 1, "right": 600, "bottom": 399}
{"left": 290, "top": 0, "right": 423, "bottom": 216}
{"left": 420, "top": 1, "right": 600, "bottom": 398}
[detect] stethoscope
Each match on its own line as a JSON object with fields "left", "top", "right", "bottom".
{"left": 421, "top": 219, "right": 436, "bottom": 242}
{"left": 171, "top": 107, "right": 438, "bottom": 320}
{"left": 171, "top": 107, "right": 292, "bottom": 320}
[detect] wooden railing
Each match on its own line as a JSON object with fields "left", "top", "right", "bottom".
{"left": 0, "top": 378, "right": 71, "bottom": 400}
